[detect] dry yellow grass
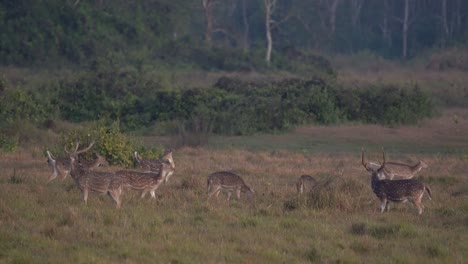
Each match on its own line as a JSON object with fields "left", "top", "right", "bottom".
{"left": 1, "top": 139, "right": 467, "bottom": 263}
{"left": 1, "top": 108, "right": 467, "bottom": 263}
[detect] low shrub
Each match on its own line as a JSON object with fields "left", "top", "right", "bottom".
{"left": 0, "top": 133, "right": 18, "bottom": 152}
{"left": 58, "top": 120, "right": 158, "bottom": 167}
{"left": 0, "top": 71, "right": 435, "bottom": 138}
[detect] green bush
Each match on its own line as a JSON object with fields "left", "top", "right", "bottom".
{"left": 1, "top": 71, "right": 434, "bottom": 138}
{"left": 0, "top": 133, "right": 18, "bottom": 152}
{"left": 60, "top": 121, "right": 139, "bottom": 167}
{"left": 339, "top": 84, "right": 434, "bottom": 125}
{"left": 0, "top": 88, "right": 53, "bottom": 125}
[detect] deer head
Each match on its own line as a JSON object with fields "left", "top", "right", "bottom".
{"left": 65, "top": 141, "right": 95, "bottom": 164}
{"left": 361, "top": 148, "right": 388, "bottom": 180}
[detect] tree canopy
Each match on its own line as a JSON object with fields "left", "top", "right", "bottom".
{"left": 0, "top": 0, "right": 467, "bottom": 68}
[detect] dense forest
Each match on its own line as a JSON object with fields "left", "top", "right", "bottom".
{"left": 0, "top": 0, "right": 466, "bottom": 151}
{"left": 1, "top": 0, "right": 467, "bottom": 68}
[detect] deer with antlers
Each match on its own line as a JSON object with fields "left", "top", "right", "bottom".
{"left": 65, "top": 142, "right": 124, "bottom": 208}
{"left": 46, "top": 150, "right": 108, "bottom": 182}
{"left": 362, "top": 148, "right": 432, "bottom": 215}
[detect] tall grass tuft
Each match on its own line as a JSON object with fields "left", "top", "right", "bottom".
{"left": 306, "top": 175, "right": 367, "bottom": 212}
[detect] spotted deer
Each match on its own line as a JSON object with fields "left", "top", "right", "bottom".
{"left": 362, "top": 148, "right": 432, "bottom": 215}
{"left": 207, "top": 171, "right": 254, "bottom": 201}
{"left": 296, "top": 175, "right": 317, "bottom": 194}
{"left": 115, "top": 159, "right": 174, "bottom": 199}
{"left": 381, "top": 160, "right": 428, "bottom": 180}
{"left": 134, "top": 150, "right": 175, "bottom": 184}
{"left": 65, "top": 142, "right": 124, "bottom": 208}
{"left": 362, "top": 154, "right": 427, "bottom": 180}
{"left": 46, "top": 150, "right": 108, "bottom": 182}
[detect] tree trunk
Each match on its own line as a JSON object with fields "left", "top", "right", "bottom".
{"left": 350, "top": 0, "right": 364, "bottom": 27}
{"left": 329, "top": 0, "right": 340, "bottom": 35}
{"left": 264, "top": 0, "right": 276, "bottom": 65}
{"left": 242, "top": 0, "right": 250, "bottom": 52}
{"left": 381, "top": 0, "right": 391, "bottom": 48}
{"left": 202, "top": 0, "right": 215, "bottom": 46}
{"left": 402, "top": 0, "right": 409, "bottom": 59}
{"left": 441, "top": 0, "right": 449, "bottom": 47}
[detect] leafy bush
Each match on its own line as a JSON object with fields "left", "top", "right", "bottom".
{"left": 0, "top": 87, "right": 53, "bottom": 125}
{"left": 1, "top": 70, "right": 434, "bottom": 138}
{"left": 0, "top": 133, "right": 18, "bottom": 152}
{"left": 337, "top": 84, "right": 434, "bottom": 125}
{"left": 59, "top": 121, "right": 144, "bottom": 167}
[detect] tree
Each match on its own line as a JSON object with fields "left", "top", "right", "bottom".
{"left": 241, "top": 0, "right": 250, "bottom": 52}
{"left": 326, "top": 0, "right": 341, "bottom": 36}
{"left": 380, "top": 0, "right": 392, "bottom": 50}
{"left": 401, "top": 0, "right": 410, "bottom": 59}
{"left": 350, "top": 0, "right": 364, "bottom": 27}
{"left": 264, "top": 0, "right": 277, "bottom": 65}
{"left": 202, "top": 0, "right": 217, "bottom": 46}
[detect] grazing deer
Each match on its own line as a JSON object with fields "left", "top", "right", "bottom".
{"left": 46, "top": 151, "right": 108, "bottom": 182}
{"left": 134, "top": 150, "right": 175, "bottom": 183}
{"left": 207, "top": 171, "right": 254, "bottom": 201}
{"left": 296, "top": 175, "right": 317, "bottom": 194}
{"left": 65, "top": 142, "right": 124, "bottom": 208}
{"left": 362, "top": 148, "right": 432, "bottom": 215}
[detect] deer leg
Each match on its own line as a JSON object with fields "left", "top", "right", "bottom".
{"left": 83, "top": 189, "right": 89, "bottom": 205}
{"left": 379, "top": 198, "right": 387, "bottom": 213}
{"left": 227, "top": 191, "right": 232, "bottom": 201}
{"left": 413, "top": 198, "right": 424, "bottom": 215}
{"left": 109, "top": 191, "right": 121, "bottom": 209}
{"left": 236, "top": 189, "right": 241, "bottom": 200}
{"left": 151, "top": 182, "right": 163, "bottom": 199}
{"left": 62, "top": 171, "right": 68, "bottom": 181}
{"left": 385, "top": 201, "right": 391, "bottom": 212}
{"left": 214, "top": 189, "right": 221, "bottom": 199}
{"left": 59, "top": 169, "right": 68, "bottom": 181}
{"left": 208, "top": 186, "right": 221, "bottom": 200}
{"left": 48, "top": 171, "right": 58, "bottom": 182}
{"left": 165, "top": 171, "right": 174, "bottom": 184}
{"left": 141, "top": 189, "right": 149, "bottom": 199}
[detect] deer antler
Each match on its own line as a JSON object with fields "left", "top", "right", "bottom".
{"left": 64, "top": 142, "right": 77, "bottom": 154}
{"left": 76, "top": 141, "right": 95, "bottom": 154}
{"left": 361, "top": 147, "right": 372, "bottom": 171}
{"left": 380, "top": 148, "right": 386, "bottom": 170}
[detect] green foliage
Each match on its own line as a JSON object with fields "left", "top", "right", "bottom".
{"left": 60, "top": 121, "right": 137, "bottom": 167}
{"left": 0, "top": 87, "right": 53, "bottom": 125}
{"left": 0, "top": 134, "right": 18, "bottom": 153}
{"left": 134, "top": 147, "right": 164, "bottom": 161}
{"left": 2, "top": 69, "right": 434, "bottom": 137}
{"left": 1, "top": 0, "right": 467, "bottom": 69}
{"left": 337, "top": 84, "right": 434, "bottom": 125}
{"left": 0, "top": 0, "right": 174, "bottom": 66}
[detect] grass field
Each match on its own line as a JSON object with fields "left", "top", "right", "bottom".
{"left": 0, "top": 109, "right": 467, "bottom": 263}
